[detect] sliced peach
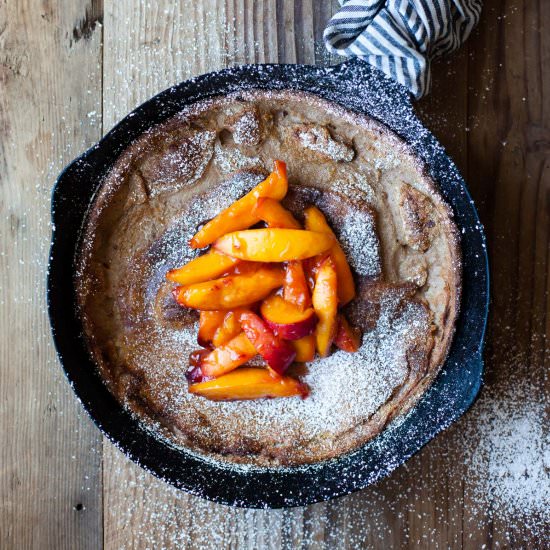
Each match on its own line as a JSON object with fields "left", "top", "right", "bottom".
{"left": 304, "top": 206, "right": 356, "bottom": 305}
{"left": 186, "top": 365, "right": 206, "bottom": 384}
{"left": 240, "top": 312, "right": 296, "bottom": 376}
{"left": 312, "top": 257, "right": 338, "bottom": 357}
{"left": 197, "top": 310, "right": 226, "bottom": 347}
{"left": 227, "top": 261, "right": 263, "bottom": 276}
{"left": 186, "top": 349, "right": 212, "bottom": 383}
{"left": 303, "top": 253, "right": 327, "bottom": 292}
{"left": 253, "top": 197, "right": 301, "bottom": 229}
{"left": 212, "top": 308, "right": 251, "bottom": 347}
{"left": 190, "top": 349, "right": 210, "bottom": 367}
{"left": 214, "top": 229, "right": 334, "bottom": 262}
{"left": 189, "top": 160, "right": 288, "bottom": 249}
{"left": 173, "top": 265, "right": 284, "bottom": 310}
{"left": 200, "top": 332, "right": 257, "bottom": 379}
{"left": 292, "top": 334, "right": 316, "bottom": 362}
{"left": 189, "top": 368, "right": 309, "bottom": 401}
{"left": 260, "top": 294, "right": 317, "bottom": 340}
{"left": 166, "top": 250, "right": 239, "bottom": 286}
{"left": 334, "top": 314, "right": 362, "bottom": 353}
{"left": 283, "top": 260, "right": 311, "bottom": 310}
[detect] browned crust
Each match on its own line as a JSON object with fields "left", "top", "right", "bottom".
{"left": 76, "top": 89, "right": 462, "bottom": 467}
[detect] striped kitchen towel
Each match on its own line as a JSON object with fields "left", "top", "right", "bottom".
{"left": 324, "top": 0, "right": 482, "bottom": 98}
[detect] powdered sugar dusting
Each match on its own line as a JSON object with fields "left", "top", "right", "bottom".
{"left": 78, "top": 89, "right": 460, "bottom": 467}
{"left": 294, "top": 124, "right": 355, "bottom": 162}
{"left": 141, "top": 129, "right": 216, "bottom": 197}
{"left": 303, "top": 298, "right": 429, "bottom": 428}
{"left": 142, "top": 169, "right": 267, "bottom": 286}
{"left": 122, "top": 187, "right": 429, "bottom": 464}
{"left": 339, "top": 211, "right": 381, "bottom": 277}
{"left": 91, "top": 348, "right": 550, "bottom": 547}
{"left": 167, "top": 293, "right": 426, "bottom": 437}
{"left": 463, "top": 384, "right": 550, "bottom": 518}
{"left": 213, "top": 141, "right": 263, "bottom": 174}
{"left": 8, "top": 4, "right": 540, "bottom": 545}
{"left": 231, "top": 109, "right": 262, "bottom": 146}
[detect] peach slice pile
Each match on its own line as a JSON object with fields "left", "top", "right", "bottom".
{"left": 168, "top": 160, "right": 362, "bottom": 402}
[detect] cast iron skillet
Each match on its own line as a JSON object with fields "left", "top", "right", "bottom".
{"left": 47, "top": 60, "right": 489, "bottom": 508}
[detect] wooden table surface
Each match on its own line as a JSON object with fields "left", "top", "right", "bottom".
{"left": 1, "top": 1, "right": 548, "bottom": 548}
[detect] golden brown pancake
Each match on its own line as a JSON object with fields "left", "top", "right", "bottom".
{"left": 76, "top": 90, "right": 461, "bottom": 466}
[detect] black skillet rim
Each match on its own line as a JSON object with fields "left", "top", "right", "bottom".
{"left": 47, "top": 60, "right": 489, "bottom": 508}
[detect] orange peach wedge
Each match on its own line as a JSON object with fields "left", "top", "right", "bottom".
{"left": 173, "top": 265, "right": 284, "bottom": 310}
{"left": 197, "top": 310, "right": 226, "bottom": 347}
{"left": 212, "top": 308, "right": 251, "bottom": 347}
{"left": 292, "top": 334, "right": 316, "bottom": 362}
{"left": 189, "top": 368, "right": 309, "bottom": 401}
{"left": 260, "top": 294, "right": 317, "bottom": 340}
{"left": 166, "top": 250, "right": 239, "bottom": 286}
{"left": 334, "top": 314, "right": 362, "bottom": 353}
{"left": 200, "top": 332, "right": 257, "bottom": 379}
{"left": 283, "top": 260, "right": 311, "bottom": 310}
{"left": 253, "top": 197, "right": 301, "bottom": 229}
{"left": 214, "top": 228, "right": 334, "bottom": 262}
{"left": 189, "top": 160, "right": 288, "bottom": 249}
{"left": 302, "top": 253, "right": 327, "bottom": 292}
{"left": 304, "top": 206, "right": 356, "bottom": 305}
{"left": 311, "top": 257, "right": 338, "bottom": 357}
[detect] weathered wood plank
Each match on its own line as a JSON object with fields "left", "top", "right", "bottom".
{"left": 463, "top": 0, "right": 550, "bottom": 547}
{"left": 0, "top": 1, "right": 104, "bottom": 548}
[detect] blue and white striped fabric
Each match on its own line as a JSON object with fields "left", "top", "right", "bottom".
{"left": 324, "top": 0, "right": 482, "bottom": 98}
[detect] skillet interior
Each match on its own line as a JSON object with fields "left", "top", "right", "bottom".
{"left": 48, "top": 61, "right": 488, "bottom": 507}
{"left": 76, "top": 90, "right": 461, "bottom": 466}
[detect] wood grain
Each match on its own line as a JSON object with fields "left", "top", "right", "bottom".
{"left": 463, "top": 2, "right": 550, "bottom": 545}
{"left": 1, "top": 0, "right": 548, "bottom": 547}
{"left": 0, "top": 1, "right": 103, "bottom": 548}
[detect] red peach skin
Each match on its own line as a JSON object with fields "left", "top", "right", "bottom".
{"left": 186, "top": 349, "right": 212, "bottom": 383}
{"left": 302, "top": 253, "right": 328, "bottom": 292}
{"left": 214, "top": 228, "right": 335, "bottom": 262}
{"left": 189, "top": 160, "right": 288, "bottom": 249}
{"left": 312, "top": 257, "right": 339, "bottom": 357}
{"left": 188, "top": 368, "right": 309, "bottom": 401}
{"left": 304, "top": 206, "right": 356, "bottom": 305}
{"left": 200, "top": 332, "right": 257, "bottom": 378}
{"left": 172, "top": 266, "right": 284, "bottom": 310}
{"left": 186, "top": 365, "right": 207, "bottom": 384}
{"left": 240, "top": 312, "right": 296, "bottom": 376}
{"left": 260, "top": 294, "right": 317, "bottom": 340}
{"left": 334, "top": 314, "right": 362, "bottom": 352}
